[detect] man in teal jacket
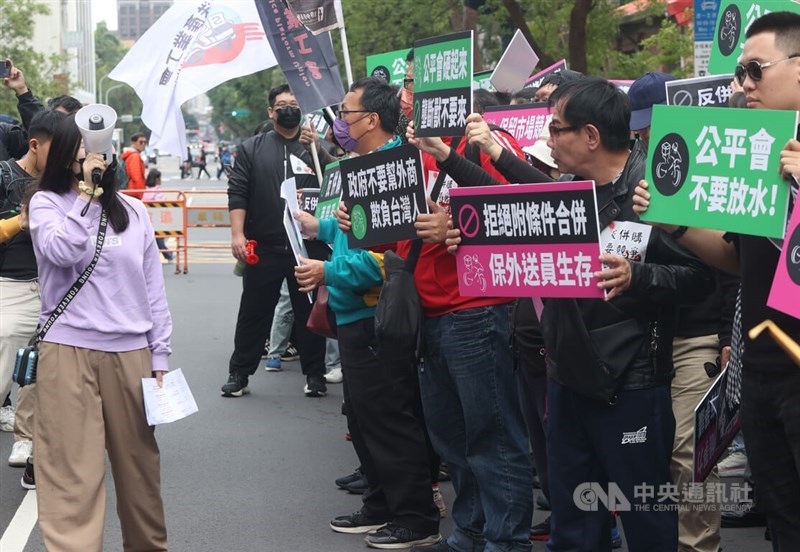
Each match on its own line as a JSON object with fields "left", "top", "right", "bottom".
{"left": 294, "top": 77, "right": 441, "bottom": 550}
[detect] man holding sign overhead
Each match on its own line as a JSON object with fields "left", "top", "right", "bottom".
{"left": 633, "top": 12, "right": 800, "bottom": 549}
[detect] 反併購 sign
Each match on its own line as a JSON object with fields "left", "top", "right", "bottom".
{"left": 641, "top": 104, "right": 797, "bottom": 238}
{"left": 449, "top": 181, "right": 604, "bottom": 299}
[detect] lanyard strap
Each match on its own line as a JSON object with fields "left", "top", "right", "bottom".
{"left": 37, "top": 210, "right": 108, "bottom": 341}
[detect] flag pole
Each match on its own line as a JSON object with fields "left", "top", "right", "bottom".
{"left": 334, "top": 0, "right": 353, "bottom": 87}
{"left": 339, "top": 26, "right": 353, "bottom": 87}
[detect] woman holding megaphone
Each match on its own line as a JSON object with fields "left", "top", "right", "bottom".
{"left": 26, "top": 110, "right": 171, "bottom": 551}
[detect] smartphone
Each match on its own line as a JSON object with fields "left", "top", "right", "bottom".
{"left": 1, "top": 60, "right": 11, "bottom": 79}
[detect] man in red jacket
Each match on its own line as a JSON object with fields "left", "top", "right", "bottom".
{"left": 397, "top": 50, "right": 534, "bottom": 552}
{"left": 121, "top": 133, "right": 147, "bottom": 199}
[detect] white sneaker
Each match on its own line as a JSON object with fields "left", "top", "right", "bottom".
{"left": 325, "top": 367, "right": 343, "bottom": 384}
{"left": 0, "top": 405, "right": 15, "bottom": 432}
{"left": 9, "top": 439, "right": 33, "bottom": 467}
{"left": 718, "top": 451, "right": 747, "bottom": 478}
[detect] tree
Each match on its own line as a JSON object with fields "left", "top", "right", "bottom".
{"left": 0, "top": 0, "right": 69, "bottom": 119}
{"left": 95, "top": 21, "right": 146, "bottom": 141}
{"left": 206, "top": 67, "right": 286, "bottom": 141}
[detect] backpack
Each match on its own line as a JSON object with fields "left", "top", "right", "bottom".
{"left": 374, "top": 240, "right": 424, "bottom": 359}
{"left": 116, "top": 155, "right": 130, "bottom": 190}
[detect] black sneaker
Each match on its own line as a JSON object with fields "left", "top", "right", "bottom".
{"left": 530, "top": 515, "right": 550, "bottom": 541}
{"left": 281, "top": 344, "right": 300, "bottom": 362}
{"left": 304, "top": 374, "right": 327, "bottom": 397}
{"left": 365, "top": 524, "right": 442, "bottom": 549}
{"left": 336, "top": 467, "right": 363, "bottom": 489}
{"left": 261, "top": 340, "right": 271, "bottom": 359}
{"left": 343, "top": 473, "right": 369, "bottom": 494}
{"left": 21, "top": 457, "right": 35, "bottom": 490}
{"left": 330, "top": 511, "right": 389, "bottom": 534}
{"left": 221, "top": 373, "right": 250, "bottom": 397}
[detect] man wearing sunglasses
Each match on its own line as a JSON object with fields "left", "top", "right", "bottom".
{"left": 634, "top": 12, "right": 800, "bottom": 549}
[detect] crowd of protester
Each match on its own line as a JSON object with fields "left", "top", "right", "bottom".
{"left": 1, "top": 9, "right": 799, "bottom": 552}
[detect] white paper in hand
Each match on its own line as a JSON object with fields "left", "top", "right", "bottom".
{"left": 142, "top": 368, "right": 199, "bottom": 426}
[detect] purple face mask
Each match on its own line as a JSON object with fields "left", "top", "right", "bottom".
{"left": 332, "top": 117, "right": 360, "bottom": 153}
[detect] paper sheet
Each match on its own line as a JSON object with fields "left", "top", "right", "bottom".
{"left": 142, "top": 368, "right": 199, "bottom": 426}
{"left": 280, "top": 176, "right": 304, "bottom": 238}
{"left": 283, "top": 205, "right": 313, "bottom": 303}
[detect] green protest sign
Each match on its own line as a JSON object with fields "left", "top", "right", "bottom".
{"left": 473, "top": 70, "right": 493, "bottom": 91}
{"left": 413, "top": 31, "right": 473, "bottom": 137}
{"left": 642, "top": 104, "right": 797, "bottom": 238}
{"left": 708, "top": 1, "right": 800, "bottom": 75}
{"left": 366, "top": 48, "right": 411, "bottom": 87}
{"left": 315, "top": 161, "right": 342, "bottom": 220}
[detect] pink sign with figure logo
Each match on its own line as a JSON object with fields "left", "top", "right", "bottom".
{"left": 450, "top": 181, "right": 604, "bottom": 299}
{"left": 768, "top": 189, "right": 800, "bottom": 320}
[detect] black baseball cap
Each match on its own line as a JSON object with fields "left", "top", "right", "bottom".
{"left": 628, "top": 72, "right": 675, "bottom": 131}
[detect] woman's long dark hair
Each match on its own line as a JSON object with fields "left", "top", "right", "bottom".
{"left": 37, "top": 114, "right": 131, "bottom": 233}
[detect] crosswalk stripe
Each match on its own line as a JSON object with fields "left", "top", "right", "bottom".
{"left": 0, "top": 490, "right": 38, "bottom": 552}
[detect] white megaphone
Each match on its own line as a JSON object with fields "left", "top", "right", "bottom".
{"left": 75, "top": 104, "right": 117, "bottom": 184}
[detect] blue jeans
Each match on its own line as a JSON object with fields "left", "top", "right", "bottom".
{"left": 267, "top": 279, "right": 293, "bottom": 358}
{"left": 420, "top": 304, "right": 533, "bottom": 552}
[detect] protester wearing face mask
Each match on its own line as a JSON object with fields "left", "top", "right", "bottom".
{"left": 294, "top": 77, "right": 442, "bottom": 550}
{"left": 221, "top": 84, "right": 329, "bottom": 399}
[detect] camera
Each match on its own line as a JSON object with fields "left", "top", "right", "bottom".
{"left": 1, "top": 60, "right": 11, "bottom": 79}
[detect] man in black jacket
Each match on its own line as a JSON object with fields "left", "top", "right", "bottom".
{"left": 634, "top": 13, "right": 800, "bottom": 549}
{"left": 222, "top": 84, "right": 328, "bottom": 398}
{"left": 439, "top": 78, "right": 714, "bottom": 551}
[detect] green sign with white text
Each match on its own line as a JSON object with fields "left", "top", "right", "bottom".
{"left": 315, "top": 161, "right": 342, "bottom": 220}
{"left": 366, "top": 48, "right": 411, "bottom": 87}
{"left": 708, "top": 1, "right": 800, "bottom": 75}
{"left": 642, "top": 104, "right": 797, "bottom": 238}
{"left": 413, "top": 31, "right": 473, "bottom": 137}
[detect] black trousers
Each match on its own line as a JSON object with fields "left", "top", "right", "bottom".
{"left": 339, "top": 317, "right": 439, "bottom": 535}
{"left": 228, "top": 250, "right": 325, "bottom": 378}
{"left": 741, "top": 369, "right": 800, "bottom": 552}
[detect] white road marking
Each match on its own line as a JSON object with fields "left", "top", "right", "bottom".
{"left": 0, "top": 490, "right": 38, "bottom": 552}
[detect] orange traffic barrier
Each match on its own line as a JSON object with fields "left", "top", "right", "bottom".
{"left": 122, "top": 189, "right": 231, "bottom": 274}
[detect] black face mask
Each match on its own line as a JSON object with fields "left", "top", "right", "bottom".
{"left": 275, "top": 106, "right": 302, "bottom": 129}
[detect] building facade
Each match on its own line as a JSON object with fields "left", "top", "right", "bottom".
{"left": 118, "top": 0, "right": 174, "bottom": 43}
{"left": 32, "top": 0, "right": 96, "bottom": 105}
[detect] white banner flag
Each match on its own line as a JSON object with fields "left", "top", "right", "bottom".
{"left": 109, "top": 0, "right": 278, "bottom": 157}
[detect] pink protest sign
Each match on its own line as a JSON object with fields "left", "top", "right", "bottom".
{"left": 450, "top": 181, "right": 604, "bottom": 299}
{"left": 483, "top": 104, "right": 551, "bottom": 148}
{"left": 768, "top": 195, "right": 800, "bottom": 320}
{"left": 524, "top": 59, "right": 567, "bottom": 89}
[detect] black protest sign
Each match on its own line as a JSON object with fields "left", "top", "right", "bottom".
{"left": 413, "top": 31, "right": 473, "bottom": 137}
{"left": 306, "top": 110, "right": 330, "bottom": 138}
{"left": 284, "top": 0, "right": 342, "bottom": 35}
{"left": 257, "top": 0, "right": 345, "bottom": 114}
{"left": 694, "top": 370, "right": 740, "bottom": 482}
{"left": 340, "top": 144, "right": 428, "bottom": 248}
{"left": 298, "top": 188, "right": 320, "bottom": 214}
{"left": 665, "top": 74, "right": 734, "bottom": 108}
